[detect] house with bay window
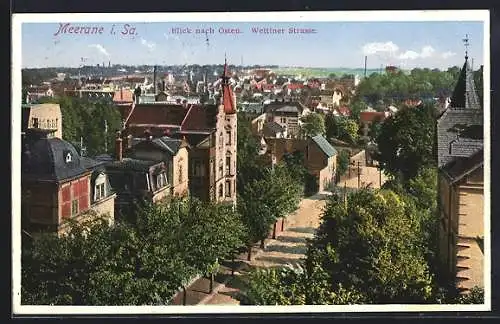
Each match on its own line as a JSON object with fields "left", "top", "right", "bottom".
{"left": 21, "top": 129, "right": 115, "bottom": 237}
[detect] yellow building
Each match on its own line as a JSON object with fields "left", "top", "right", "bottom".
{"left": 437, "top": 54, "right": 484, "bottom": 293}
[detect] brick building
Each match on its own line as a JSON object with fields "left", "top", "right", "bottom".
{"left": 117, "top": 59, "right": 237, "bottom": 205}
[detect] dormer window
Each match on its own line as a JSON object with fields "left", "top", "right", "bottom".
{"left": 156, "top": 172, "right": 167, "bottom": 189}
{"left": 65, "top": 152, "right": 72, "bottom": 163}
{"left": 94, "top": 173, "right": 107, "bottom": 202}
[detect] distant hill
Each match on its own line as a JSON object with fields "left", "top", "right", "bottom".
{"left": 273, "top": 67, "right": 391, "bottom": 78}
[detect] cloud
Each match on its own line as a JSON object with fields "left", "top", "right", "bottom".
{"left": 398, "top": 50, "right": 420, "bottom": 60}
{"left": 362, "top": 41, "right": 456, "bottom": 63}
{"left": 420, "top": 45, "right": 435, "bottom": 58}
{"left": 441, "top": 51, "right": 457, "bottom": 59}
{"left": 362, "top": 41, "right": 399, "bottom": 56}
{"left": 141, "top": 38, "right": 156, "bottom": 51}
{"left": 397, "top": 45, "right": 435, "bottom": 60}
{"left": 88, "top": 44, "right": 110, "bottom": 57}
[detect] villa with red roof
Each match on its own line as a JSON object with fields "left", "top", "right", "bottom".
{"left": 116, "top": 59, "right": 237, "bottom": 205}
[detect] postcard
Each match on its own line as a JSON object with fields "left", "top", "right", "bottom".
{"left": 12, "top": 10, "right": 490, "bottom": 315}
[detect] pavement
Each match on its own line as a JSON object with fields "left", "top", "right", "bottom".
{"left": 198, "top": 192, "right": 330, "bottom": 305}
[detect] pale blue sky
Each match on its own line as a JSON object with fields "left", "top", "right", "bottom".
{"left": 22, "top": 21, "right": 484, "bottom": 69}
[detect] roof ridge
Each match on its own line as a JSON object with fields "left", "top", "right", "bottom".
{"left": 180, "top": 104, "right": 195, "bottom": 131}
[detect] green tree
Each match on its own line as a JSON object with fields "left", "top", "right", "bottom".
{"left": 238, "top": 165, "right": 302, "bottom": 259}
{"left": 324, "top": 113, "right": 338, "bottom": 139}
{"left": 336, "top": 118, "right": 359, "bottom": 144}
{"left": 456, "top": 286, "right": 484, "bottom": 304}
{"left": 374, "top": 103, "right": 437, "bottom": 182}
{"left": 307, "top": 189, "right": 435, "bottom": 303}
{"left": 299, "top": 112, "right": 326, "bottom": 138}
{"left": 237, "top": 114, "right": 265, "bottom": 193}
{"left": 336, "top": 150, "right": 350, "bottom": 177}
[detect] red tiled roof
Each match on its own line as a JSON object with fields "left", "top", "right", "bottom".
{"left": 222, "top": 85, "right": 237, "bottom": 114}
{"left": 360, "top": 111, "right": 386, "bottom": 123}
{"left": 181, "top": 105, "right": 217, "bottom": 132}
{"left": 287, "top": 83, "right": 304, "bottom": 90}
{"left": 112, "top": 89, "right": 134, "bottom": 103}
{"left": 127, "top": 104, "right": 189, "bottom": 127}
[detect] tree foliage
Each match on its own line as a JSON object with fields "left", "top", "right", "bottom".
{"left": 22, "top": 198, "right": 246, "bottom": 305}
{"left": 299, "top": 112, "right": 326, "bottom": 138}
{"left": 305, "top": 189, "right": 435, "bottom": 303}
{"left": 374, "top": 103, "right": 437, "bottom": 182}
{"left": 325, "top": 114, "right": 359, "bottom": 144}
{"left": 38, "top": 96, "right": 122, "bottom": 156}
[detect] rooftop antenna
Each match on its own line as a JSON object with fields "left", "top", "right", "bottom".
{"left": 463, "top": 34, "right": 470, "bottom": 60}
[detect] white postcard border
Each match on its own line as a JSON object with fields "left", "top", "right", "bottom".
{"left": 12, "top": 10, "right": 491, "bottom": 315}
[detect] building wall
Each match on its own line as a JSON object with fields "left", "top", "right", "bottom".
{"left": 172, "top": 147, "right": 189, "bottom": 196}
{"left": 458, "top": 186, "right": 484, "bottom": 238}
{"left": 27, "top": 104, "right": 63, "bottom": 139}
{"left": 438, "top": 167, "right": 484, "bottom": 292}
{"left": 89, "top": 194, "right": 116, "bottom": 226}
{"left": 59, "top": 175, "right": 91, "bottom": 224}
{"left": 22, "top": 181, "right": 58, "bottom": 227}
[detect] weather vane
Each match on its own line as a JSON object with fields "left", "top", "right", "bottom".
{"left": 462, "top": 34, "right": 470, "bottom": 59}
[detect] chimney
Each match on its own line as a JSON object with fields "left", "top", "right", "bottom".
{"left": 115, "top": 131, "right": 123, "bottom": 161}
{"left": 153, "top": 65, "right": 157, "bottom": 94}
{"left": 182, "top": 99, "right": 188, "bottom": 108}
{"left": 126, "top": 134, "right": 133, "bottom": 149}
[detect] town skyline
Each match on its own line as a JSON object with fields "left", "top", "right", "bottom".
{"left": 21, "top": 21, "right": 484, "bottom": 70}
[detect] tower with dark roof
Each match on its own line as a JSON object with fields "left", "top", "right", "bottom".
{"left": 436, "top": 35, "right": 485, "bottom": 294}
{"left": 437, "top": 46, "right": 483, "bottom": 168}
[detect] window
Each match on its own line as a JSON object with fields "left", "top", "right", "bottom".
{"left": 157, "top": 173, "right": 167, "bottom": 189}
{"left": 219, "top": 132, "right": 223, "bottom": 148}
{"left": 65, "top": 152, "right": 72, "bottom": 163}
{"left": 192, "top": 160, "right": 203, "bottom": 177}
{"left": 219, "top": 183, "right": 223, "bottom": 198}
{"left": 281, "top": 117, "right": 286, "bottom": 123}
{"left": 71, "top": 199, "right": 79, "bottom": 216}
{"left": 226, "top": 157, "right": 231, "bottom": 175}
{"left": 55, "top": 118, "right": 58, "bottom": 127}
{"left": 219, "top": 159, "right": 223, "bottom": 178}
{"left": 225, "top": 180, "right": 231, "bottom": 197}
{"left": 95, "top": 183, "right": 105, "bottom": 201}
{"left": 226, "top": 131, "right": 232, "bottom": 145}
{"left": 32, "top": 117, "right": 39, "bottom": 128}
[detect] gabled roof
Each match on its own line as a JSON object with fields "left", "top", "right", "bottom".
{"left": 105, "top": 158, "right": 162, "bottom": 172}
{"left": 180, "top": 104, "right": 217, "bottom": 132}
{"left": 441, "top": 149, "right": 483, "bottom": 184}
{"left": 130, "top": 136, "right": 186, "bottom": 155}
{"left": 126, "top": 103, "right": 189, "bottom": 126}
{"left": 264, "top": 101, "right": 308, "bottom": 114}
{"left": 311, "top": 135, "right": 337, "bottom": 157}
{"left": 263, "top": 121, "right": 285, "bottom": 137}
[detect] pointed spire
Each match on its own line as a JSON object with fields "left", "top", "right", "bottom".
{"left": 449, "top": 38, "right": 480, "bottom": 110}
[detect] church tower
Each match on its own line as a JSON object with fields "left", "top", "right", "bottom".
{"left": 215, "top": 57, "right": 237, "bottom": 205}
